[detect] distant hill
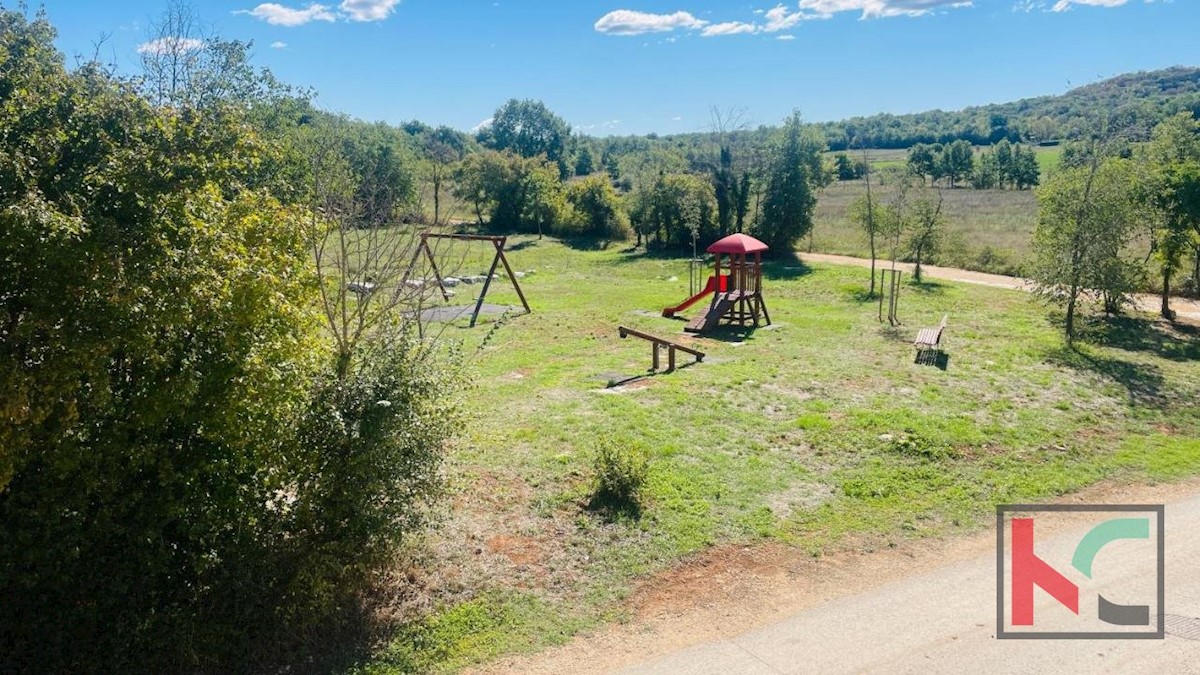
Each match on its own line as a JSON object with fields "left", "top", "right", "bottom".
{"left": 814, "top": 66, "right": 1200, "bottom": 150}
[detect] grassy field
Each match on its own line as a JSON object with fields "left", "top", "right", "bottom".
{"left": 811, "top": 180, "right": 1038, "bottom": 276}
{"left": 810, "top": 146, "right": 1064, "bottom": 277}
{"left": 351, "top": 235, "right": 1200, "bottom": 673}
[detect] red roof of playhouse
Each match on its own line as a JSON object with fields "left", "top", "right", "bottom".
{"left": 707, "top": 233, "right": 769, "bottom": 255}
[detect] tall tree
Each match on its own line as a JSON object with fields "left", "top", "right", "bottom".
{"left": 907, "top": 189, "right": 945, "bottom": 282}
{"left": 708, "top": 106, "right": 749, "bottom": 237}
{"left": 479, "top": 98, "right": 571, "bottom": 173}
{"left": 1030, "top": 156, "right": 1139, "bottom": 341}
{"left": 420, "top": 125, "right": 467, "bottom": 225}
{"left": 758, "top": 112, "right": 825, "bottom": 250}
{"left": 939, "top": 140, "right": 975, "bottom": 188}
{"left": 1143, "top": 112, "right": 1200, "bottom": 318}
{"left": 907, "top": 143, "right": 937, "bottom": 185}
{"left": 850, "top": 149, "right": 883, "bottom": 295}
{"left": 733, "top": 171, "right": 752, "bottom": 233}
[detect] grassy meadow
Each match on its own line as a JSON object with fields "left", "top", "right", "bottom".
{"left": 809, "top": 145, "right": 1064, "bottom": 277}
{"left": 811, "top": 179, "right": 1038, "bottom": 276}
{"left": 354, "top": 234, "right": 1200, "bottom": 673}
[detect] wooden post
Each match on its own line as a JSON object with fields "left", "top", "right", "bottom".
{"left": 711, "top": 254, "right": 722, "bottom": 312}
{"left": 423, "top": 237, "right": 452, "bottom": 302}
{"left": 668, "top": 345, "right": 677, "bottom": 372}
{"left": 471, "top": 243, "right": 504, "bottom": 328}
{"left": 492, "top": 237, "right": 532, "bottom": 315}
{"left": 652, "top": 343, "right": 660, "bottom": 371}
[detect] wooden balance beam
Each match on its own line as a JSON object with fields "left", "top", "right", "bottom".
{"left": 618, "top": 326, "right": 705, "bottom": 372}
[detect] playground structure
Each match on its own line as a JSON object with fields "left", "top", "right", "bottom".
{"left": 404, "top": 232, "right": 531, "bottom": 327}
{"left": 662, "top": 274, "right": 728, "bottom": 318}
{"left": 662, "top": 233, "right": 771, "bottom": 335}
{"left": 618, "top": 326, "right": 705, "bottom": 372}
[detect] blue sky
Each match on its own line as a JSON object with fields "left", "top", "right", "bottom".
{"left": 36, "top": 0, "right": 1198, "bottom": 136}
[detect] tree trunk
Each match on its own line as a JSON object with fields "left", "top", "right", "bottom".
{"left": 1066, "top": 288, "right": 1077, "bottom": 344}
{"left": 1193, "top": 246, "right": 1200, "bottom": 298}
{"left": 869, "top": 234, "right": 877, "bottom": 295}
{"left": 1162, "top": 269, "right": 1173, "bottom": 320}
{"left": 914, "top": 248, "right": 923, "bottom": 282}
{"left": 433, "top": 175, "right": 441, "bottom": 225}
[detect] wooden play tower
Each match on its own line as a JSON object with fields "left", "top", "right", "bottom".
{"left": 683, "top": 233, "right": 771, "bottom": 334}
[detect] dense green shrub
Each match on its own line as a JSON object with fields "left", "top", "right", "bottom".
{"left": 564, "top": 175, "right": 631, "bottom": 239}
{"left": 590, "top": 438, "right": 650, "bottom": 513}
{"left": 452, "top": 150, "right": 569, "bottom": 236}
{"left": 629, "top": 172, "right": 717, "bottom": 249}
{"left": 0, "top": 11, "right": 456, "bottom": 672}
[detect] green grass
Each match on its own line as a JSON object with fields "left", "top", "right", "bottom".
{"left": 356, "top": 235, "right": 1200, "bottom": 673}
{"left": 1036, "top": 145, "right": 1063, "bottom": 178}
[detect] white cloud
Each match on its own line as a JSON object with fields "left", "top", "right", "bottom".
{"left": 339, "top": 0, "right": 401, "bottom": 21}
{"left": 701, "top": 21, "right": 759, "bottom": 37}
{"left": 582, "top": 119, "right": 623, "bottom": 130}
{"left": 1050, "top": 0, "right": 1129, "bottom": 11}
{"left": 271, "top": 40, "right": 288, "bottom": 48}
{"left": 137, "top": 36, "right": 204, "bottom": 55}
{"left": 1013, "top": 0, "right": 1139, "bottom": 12}
{"left": 471, "top": 117, "right": 493, "bottom": 134}
{"left": 797, "top": 0, "right": 973, "bottom": 19}
{"left": 239, "top": 3, "right": 336, "bottom": 26}
{"left": 594, "top": 10, "right": 707, "bottom": 35}
{"left": 776, "top": 33, "right": 797, "bottom": 40}
{"left": 763, "top": 4, "right": 804, "bottom": 31}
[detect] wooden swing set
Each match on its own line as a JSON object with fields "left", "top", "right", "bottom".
{"left": 404, "top": 232, "right": 531, "bottom": 327}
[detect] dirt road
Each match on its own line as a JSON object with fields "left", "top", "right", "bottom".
{"left": 798, "top": 252, "right": 1200, "bottom": 324}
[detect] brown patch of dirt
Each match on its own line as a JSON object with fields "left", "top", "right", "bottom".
{"left": 630, "top": 543, "right": 794, "bottom": 620}
{"left": 484, "top": 534, "right": 546, "bottom": 567}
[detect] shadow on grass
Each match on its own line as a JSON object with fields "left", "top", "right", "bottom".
{"left": 505, "top": 239, "right": 540, "bottom": 252}
{"left": 556, "top": 235, "right": 629, "bottom": 252}
{"left": 604, "top": 358, "right": 703, "bottom": 388}
{"left": 761, "top": 249, "right": 813, "bottom": 281}
{"left": 842, "top": 285, "right": 880, "bottom": 303}
{"left": 905, "top": 279, "right": 949, "bottom": 295}
{"left": 1076, "top": 315, "right": 1200, "bottom": 362}
{"left": 914, "top": 350, "right": 950, "bottom": 370}
{"left": 599, "top": 243, "right": 697, "bottom": 263}
{"left": 1047, "top": 345, "right": 1167, "bottom": 408}
{"left": 585, "top": 489, "right": 643, "bottom": 523}
{"left": 700, "top": 323, "right": 760, "bottom": 343}
{"left": 251, "top": 578, "right": 414, "bottom": 675}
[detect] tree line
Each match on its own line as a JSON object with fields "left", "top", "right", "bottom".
{"left": 446, "top": 103, "right": 829, "bottom": 251}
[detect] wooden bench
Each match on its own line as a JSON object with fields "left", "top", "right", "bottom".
{"left": 619, "top": 326, "right": 705, "bottom": 372}
{"left": 913, "top": 314, "right": 948, "bottom": 364}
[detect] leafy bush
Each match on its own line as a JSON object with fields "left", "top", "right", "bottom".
{"left": 563, "top": 175, "right": 631, "bottom": 239}
{"left": 0, "top": 12, "right": 457, "bottom": 672}
{"left": 589, "top": 438, "right": 651, "bottom": 515}
{"left": 885, "top": 431, "right": 956, "bottom": 460}
{"left": 452, "top": 150, "right": 569, "bottom": 236}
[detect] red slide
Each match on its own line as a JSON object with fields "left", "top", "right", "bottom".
{"left": 663, "top": 275, "right": 728, "bottom": 318}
